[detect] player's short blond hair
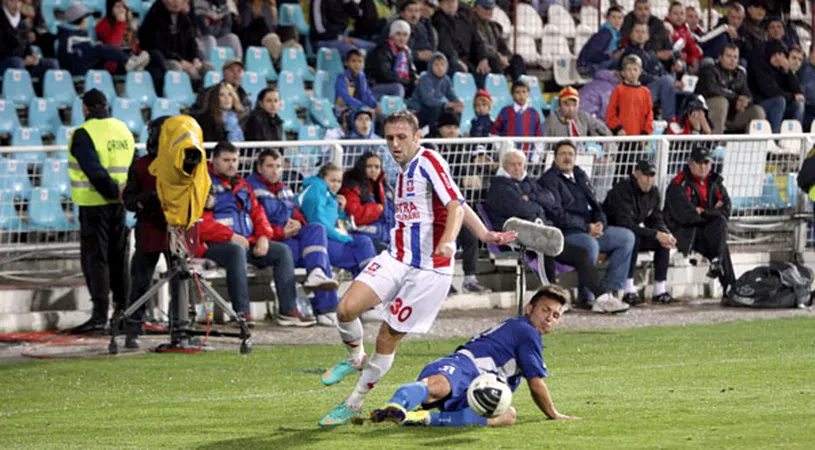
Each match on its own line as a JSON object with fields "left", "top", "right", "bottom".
{"left": 383, "top": 110, "right": 420, "bottom": 133}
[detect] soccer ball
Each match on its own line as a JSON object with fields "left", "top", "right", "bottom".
{"left": 466, "top": 373, "right": 513, "bottom": 418}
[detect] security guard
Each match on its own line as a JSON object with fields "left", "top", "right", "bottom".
{"left": 69, "top": 89, "right": 135, "bottom": 334}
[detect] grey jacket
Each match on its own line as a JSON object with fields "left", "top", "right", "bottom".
{"left": 543, "top": 109, "right": 611, "bottom": 137}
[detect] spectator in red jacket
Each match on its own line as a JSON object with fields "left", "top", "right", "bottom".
{"left": 95, "top": 0, "right": 150, "bottom": 73}
{"left": 197, "top": 142, "right": 298, "bottom": 326}
{"left": 340, "top": 151, "right": 395, "bottom": 252}
{"left": 664, "top": 1, "right": 703, "bottom": 75}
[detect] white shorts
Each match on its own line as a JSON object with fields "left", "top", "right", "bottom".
{"left": 355, "top": 252, "right": 452, "bottom": 334}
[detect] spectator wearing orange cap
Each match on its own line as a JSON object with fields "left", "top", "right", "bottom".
{"left": 469, "top": 89, "right": 494, "bottom": 137}
{"left": 544, "top": 87, "right": 612, "bottom": 137}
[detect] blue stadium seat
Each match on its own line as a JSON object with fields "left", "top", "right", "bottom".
{"left": 0, "top": 190, "right": 24, "bottom": 231}
{"left": 242, "top": 71, "right": 266, "bottom": 107}
{"left": 126, "top": 211, "right": 137, "bottom": 228}
{"left": 10, "top": 128, "right": 46, "bottom": 166}
{"left": 209, "top": 46, "right": 235, "bottom": 73}
{"left": 203, "top": 70, "right": 222, "bottom": 88}
{"left": 70, "top": 96, "right": 85, "bottom": 126}
{"left": 84, "top": 70, "right": 117, "bottom": 103}
{"left": 2, "top": 68, "right": 35, "bottom": 108}
{"left": 151, "top": 98, "right": 181, "bottom": 120}
{"left": 278, "top": 97, "right": 301, "bottom": 133}
{"left": 519, "top": 75, "right": 550, "bottom": 114}
{"left": 485, "top": 74, "right": 512, "bottom": 118}
{"left": 245, "top": 46, "right": 278, "bottom": 82}
{"left": 86, "top": 15, "right": 97, "bottom": 40}
{"left": 112, "top": 98, "right": 145, "bottom": 134}
{"left": 41, "top": 157, "right": 71, "bottom": 197}
{"left": 379, "top": 95, "right": 406, "bottom": 115}
{"left": 281, "top": 47, "right": 314, "bottom": 82}
{"left": 277, "top": 71, "right": 309, "bottom": 109}
{"left": 278, "top": 3, "right": 309, "bottom": 35}
{"left": 0, "top": 158, "right": 33, "bottom": 200}
{"left": 163, "top": 71, "right": 196, "bottom": 107}
{"left": 290, "top": 125, "right": 325, "bottom": 169}
{"left": 309, "top": 98, "right": 340, "bottom": 129}
{"left": 40, "top": 0, "right": 63, "bottom": 34}
{"left": 126, "top": 0, "right": 141, "bottom": 15}
{"left": 43, "top": 69, "right": 77, "bottom": 108}
{"left": 125, "top": 71, "right": 157, "bottom": 107}
{"left": 54, "top": 126, "right": 76, "bottom": 153}
{"left": 316, "top": 48, "right": 343, "bottom": 77}
{"left": 0, "top": 99, "right": 21, "bottom": 135}
{"left": 137, "top": 124, "right": 149, "bottom": 152}
{"left": 459, "top": 104, "right": 475, "bottom": 135}
{"left": 313, "top": 70, "right": 337, "bottom": 103}
{"left": 27, "top": 98, "right": 61, "bottom": 136}
{"left": 453, "top": 72, "right": 476, "bottom": 104}
{"left": 28, "top": 188, "right": 69, "bottom": 230}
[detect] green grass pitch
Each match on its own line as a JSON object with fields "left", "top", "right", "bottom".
{"left": 1, "top": 317, "right": 814, "bottom": 449}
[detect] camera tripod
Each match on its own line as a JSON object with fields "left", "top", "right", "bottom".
{"left": 108, "top": 227, "right": 252, "bottom": 355}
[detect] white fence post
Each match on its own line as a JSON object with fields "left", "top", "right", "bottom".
{"left": 654, "top": 137, "right": 671, "bottom": 209}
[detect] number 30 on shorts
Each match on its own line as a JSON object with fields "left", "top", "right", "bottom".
{"left": 390, "top": 298, "right": 413, "bottom": 322}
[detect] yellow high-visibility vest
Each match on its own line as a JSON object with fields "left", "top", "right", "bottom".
{"left": 68, "top": 118, "right": 135, "bottom": 206}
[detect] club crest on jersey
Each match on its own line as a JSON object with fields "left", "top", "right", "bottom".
{"left": 405, "top": 179, "right": 415, "bottom": 197}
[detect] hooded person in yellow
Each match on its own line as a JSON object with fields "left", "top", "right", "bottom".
{"left": 149, "top": 115, "right": 211, "bottom": 229}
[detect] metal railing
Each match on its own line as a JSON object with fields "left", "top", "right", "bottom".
{"left": 0, "top": 133, "right": 811, "bottom": 268}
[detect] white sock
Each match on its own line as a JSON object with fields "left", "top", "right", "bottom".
{"left": 625, "top": 278, "right": 637, "bottom": 294}
{"left": 464, "top": 275, "right": 478, "bottom": 284}
{"left": 654, "top": 281, "right": 667, "bottom": 296}
{"left": 337, "top": 319, "right": 365, "bottom": 363}
{"left": 346, "top": 352, "right": 395, "bottom": 408}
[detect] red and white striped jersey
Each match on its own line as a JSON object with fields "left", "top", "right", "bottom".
{"left": 388, "top": 147, "right": 464, "bottom": 274}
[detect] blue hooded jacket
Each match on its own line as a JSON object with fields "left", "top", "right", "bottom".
{"left": 577, "top": 23, "right": 620, "bottom": 70}
{"left": 407, "top": 52, "right": 459, "bottom": 111}
{"left": 297, "top": 175, "right": 353, "bottom": 243}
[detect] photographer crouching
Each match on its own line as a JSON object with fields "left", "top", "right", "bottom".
{"left": 69, "top": 89, "right": 135, "bottom": 335}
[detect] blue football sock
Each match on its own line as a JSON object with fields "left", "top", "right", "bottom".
{"left": 388, "top": 382, "right": 430, "bottom": 411}
{"left": 429, "top": 408, "right": 488, "bottom": 427}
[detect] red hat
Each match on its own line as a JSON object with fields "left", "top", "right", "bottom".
{"left": 558, "top": 87, "right": 579, "bottom": 103}
{"left": 475, "top": 89, "right": 492, "bottom": 103}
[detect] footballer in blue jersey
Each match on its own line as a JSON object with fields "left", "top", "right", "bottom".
{"left": 366, "top": 285, "right": 579, "bottom": 427}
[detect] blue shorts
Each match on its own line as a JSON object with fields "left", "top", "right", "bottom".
{"left": 417, "top": 353, "right": 480, "bottom": 412}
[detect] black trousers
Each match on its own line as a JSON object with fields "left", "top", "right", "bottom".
{"left": 544, "top": 243, "right": 606, "bottom": 300}
{"left": 630, "top": 234, "right": 671, "bottom": 281}
{"left": 457, "top": 226, "right": 478, "bottom": 277}
{"left": 79, "top": 204, "right": 130, "bottom": 319}
{"left": 126, "top": 246, "right": 182, "bottom": 333}
{"left": 685, "top": 215, "right": 736, "bottom": 289}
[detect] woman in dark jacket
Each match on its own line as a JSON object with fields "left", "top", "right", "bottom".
{"left": 340, "top": 151, "right": 394, "bottom": 252}
{"left": 242, "top": 87, "right": 284, "bottom": 142}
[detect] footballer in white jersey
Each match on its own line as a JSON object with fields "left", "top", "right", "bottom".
{"left": 319, "top": 111, "right": 517, "bottom": 427}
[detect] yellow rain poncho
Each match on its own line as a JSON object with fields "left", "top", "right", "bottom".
{"left": 149, "top": 115, "right": 211, "bottom": 229}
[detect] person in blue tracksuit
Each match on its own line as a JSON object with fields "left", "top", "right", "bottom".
{"left": 297, "top": 164, "right": 377, "bottom": 299}
{"left": 247, "top": 148, "right": 340, "bottom": 326}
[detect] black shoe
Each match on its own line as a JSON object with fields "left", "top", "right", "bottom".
{"left": 652, "top": 292, "right": 676, "bottom": 304}
{"left": 125, "top": 335, "right": 140, "bottom": 349}
{"left": 69, "top": 318, "right": 108, "bottom": 335}
{"left": 622, "top": 292, "right": 643, "bottom": 306}
{"left": 573, "top": 298, "right": 593, "bottom": 310}
{"left": 707, "top": 260, "right": 723, "bottom": 279}
{"left": 447, "top": 284, "right": 459, "bottom": 296}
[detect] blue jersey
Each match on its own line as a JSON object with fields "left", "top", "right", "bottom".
{"left": 455, "top": 317, "right": 548, "bottom": 392}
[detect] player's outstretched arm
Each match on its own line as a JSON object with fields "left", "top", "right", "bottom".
{"left": 461, "top": 203, "right": 517, "bottom": 246}
{"left": 434, "top": 201, "right": 465, "bottom": 257}
{"left": 528, "top": 377, "right": 579, "bottom": 421}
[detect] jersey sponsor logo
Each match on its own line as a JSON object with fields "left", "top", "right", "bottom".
{"left": 395, "top": 201, "right": 420, "bottom": 221}
{"left": 439, "top": 171, "right": 453, "bottom": 192}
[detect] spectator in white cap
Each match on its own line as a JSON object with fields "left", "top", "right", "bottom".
{"left": 365, "top": 19, "right": 418, "bottom": 99}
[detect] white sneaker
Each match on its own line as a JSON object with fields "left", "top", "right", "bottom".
{"left": 303, "top": 268, "right": 339, "bottom": 292}
{"left": 592, "top": 293, "right": 630, "bottom": 314}
{"left": 125, "top": 51, "right": 151, "bottom": 72}
{"left": 316, "top": 312, "right": 338, "bottom": 327}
